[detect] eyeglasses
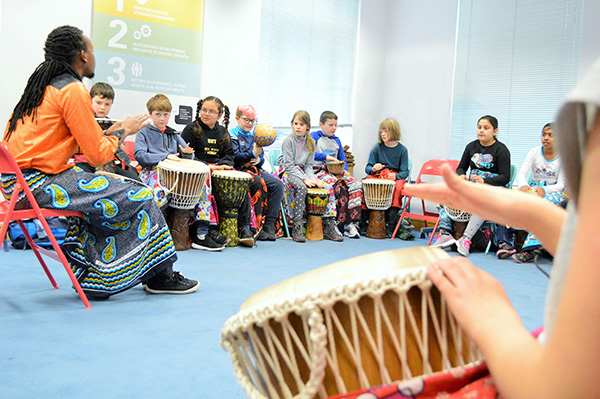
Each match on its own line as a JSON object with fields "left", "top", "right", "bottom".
{"left": 200, "top": 108, "right": 220, "bottom": 116}
{"left": 239, "top": 116, "right": 256, "bottom": 124}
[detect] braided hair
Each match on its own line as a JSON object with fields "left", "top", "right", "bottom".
{"left": 192, "top": 96, "right": 230, "bottom": 147}
{"left": 5, "top": 26, "right": 86, "bottom": 140}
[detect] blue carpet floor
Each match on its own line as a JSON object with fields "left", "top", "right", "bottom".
{"left": 0, "top": 233, "right": 550, "bottom": 398}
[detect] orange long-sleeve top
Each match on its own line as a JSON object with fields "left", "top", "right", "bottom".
{"left": 2, "top": 74, "right": 118, "bottom": 175}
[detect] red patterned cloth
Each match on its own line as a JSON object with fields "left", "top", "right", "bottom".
{"left": 327, "top": 361, "right": 499, "bottom": 399}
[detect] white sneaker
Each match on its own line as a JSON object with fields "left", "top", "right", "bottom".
{"left": 456, "top": 236, "right": 472, "bottom": 257}
{"left": 432, "top": 233, "right": 455, "bottom": 248}
{"left": 344, "top": 223, "right": 360, "bottom": 239}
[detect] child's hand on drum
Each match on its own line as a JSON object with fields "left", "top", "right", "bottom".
{"left": 372, "top": 163, "right": 384, "bottom": 172}
{"left": 469, "top": 175, "right": 484, "bottom": 184}
{"left": 384, "top": 170, "right": 396, "bottom": 180}
{"left": 534, "top": 187, "right": 546, "bottom": 197}
{"left": 427, "top": 257, "right": 520, "bottom": 348}
{"left": 210, "top": 164, "right": 233, "bottom": 171}
{"left": 179, "top": 143, "right": 194, "bottom": 155}
{"left": 166, "top": 153, "right": 181, "bottom": 161}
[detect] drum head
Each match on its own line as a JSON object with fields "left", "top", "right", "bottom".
{"left": 212, "top": 170, "right": 252, "bottom": 180}
{"left": 363, "top": 178, "right": 394, "bottom": 186}
{"left": 158, "top": 158, "right": 210, "bottom": 173}
{"left": 241, "top": 247, "right": 449, "bottom": 310}
{"left": 307, "top": 187, "right": 329, "bottom": 196}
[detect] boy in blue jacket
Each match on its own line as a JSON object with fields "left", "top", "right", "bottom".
{"left": 310, "top": 111, "right": 362, "bottom": 238}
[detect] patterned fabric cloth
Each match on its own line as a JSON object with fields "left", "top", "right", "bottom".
{"left": 327, "top": 361, "right": 498, "bottom": 399}
{"left": 281, "top": 167, "right": 337, "bottom": 224}
{"left": 315, "top": 169, "right": 362, "bottom": 225}
{"left": 139, "top": 166, "right": 215, "bottom": 224}
{"left": 1, "top": 167, "right": 177, "bottom": 297}
{"left": 521, "top": 180, "right": 566, "bottom": 250}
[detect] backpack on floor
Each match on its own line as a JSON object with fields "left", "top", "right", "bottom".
{"left": 7, "top": 217, "right": 69, "bottom": 249}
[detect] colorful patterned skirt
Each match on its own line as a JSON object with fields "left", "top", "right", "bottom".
{"left": 315, "top": 168, "right": 362, "bottom": 225}
{"left": 1, "top": 167, "right": 177, "bottom": 297}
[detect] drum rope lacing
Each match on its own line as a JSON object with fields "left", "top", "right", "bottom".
{"left": 221, "top": 267, "right": 483, "bottom": 399}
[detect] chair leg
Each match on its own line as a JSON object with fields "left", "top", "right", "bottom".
{"left": 16, "top": 220, "right": 59, "bottom": 289}
{"left": 35, "top": 216, "right": 91, "bottom": 309}
{"left": 391, "top": 202, "right": 410, "bottom": 240}
{"left": 427, "top": 217, "right": 441, "bottom": 246}
{"left": 280, "top": 203, "right": 290, "bottom": 238}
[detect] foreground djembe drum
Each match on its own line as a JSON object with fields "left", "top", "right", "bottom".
{"left": 362, "top": 178, "right": 395, "bottom": 239}
{"left": 211, "top": 170, "right": 252, "bottom": 247}
{"left": 325, "top": 161, "right": 345, "bottom": 178}
{"left": 157, "top": 158, "right": 210, "bottom": 250}
{"left": 221, "top": 247, "right": 483, "bottom": 399}
{"left": 305, "top": 187, "right": 330, "bottom": 241}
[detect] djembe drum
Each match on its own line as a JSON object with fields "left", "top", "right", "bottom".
{"left": 443, "top": 205, "right": 471, "bottom": 240}
{"left": 325, "top": 160, "right": 345, "bottom": 178}
{"left": 157, "top": 158, "right": 210, "bottom": 251}
{"left": 305, "top": 187, "right": 330, "bottom": 241}
{"left": 362, "top": 178, "right": 395, "bottom": 239}
{"left": 221, "top": 247, "right": 483, "bottom": 399}
{"left": 211, "top": 170, "right": 252, "bottom": 247}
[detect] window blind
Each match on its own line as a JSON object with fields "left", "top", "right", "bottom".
{"left": 257, "top": 0, "right": 360, "bottom": 127}
{"left": 450, "top": 0, "right": 583, "bottom": 168}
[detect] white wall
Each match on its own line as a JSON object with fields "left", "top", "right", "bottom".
{"left": 0, "top": 1, "right": 93, "bottom": 126}
{"left": 354, "top": 0, "right": 459, "bottom": 178}
{"left": 579, "top": 0, "right": 600, "bottom": 78}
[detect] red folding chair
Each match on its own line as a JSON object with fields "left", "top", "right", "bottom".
{"left": 0, "top": 142, "right": 90, "bottom": 309}
{"left": 391, "top": 159, "right": 460, "bottom": 245}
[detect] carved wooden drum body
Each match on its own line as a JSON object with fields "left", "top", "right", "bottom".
{"left": 362, "top": 178, "right": 395, "bottom": 239}
{"left": 221, "top": 247, "right": 483, "bottom": 399}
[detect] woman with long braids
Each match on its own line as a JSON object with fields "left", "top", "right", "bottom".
{"left": 181, "top": 96, "right": 256, "bottom": 250}
{"left": 1, "top": 26, "right": 200, "bottom": 297}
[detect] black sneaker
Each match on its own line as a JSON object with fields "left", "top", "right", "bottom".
{"left": 292, "top": 223, "right": 306, "bottom": 243}
{"left": 512, "top": 251, "right": 537, "bottom": 264}
{"left": 359, "top": 222, "right": 368, "bottom": 236}
{"left": 262, "top": 224, "right": 277, "bottom": 241}
{"left": 323, "top": 219, "right": 343, "bottom": 242}
{"left": 143, "top": 271, "right": 200, "bottom": 294}
{"left": 191, "top": 234, "right": 225, "bottom": 251}
{"left": 238, "top": 228, "right": 255, "bottom": 247}
{"left": 208, "top": 229, "right": 230, "bottom": 246}
{"left": 496, "top": 242, "right": 517, "bottom": 259}
{"left": 256, "top": 229, "right": 270, "bottom": 241}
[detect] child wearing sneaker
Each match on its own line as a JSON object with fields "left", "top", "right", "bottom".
{"left": 281, "top": 110, "right": 343, "bottom": 242}
{"left": 310, "top": 111, "right": 362, "bottom": 239}
{"left": 229, "top": 104, "right": 284, "bottom": 242}
{"left": 496, "top": 123, "right": 566, "bottom": 263}
{"left": 362, "top": 118, "right": 412, "bottom": 239}
{"left": 181, "top": 96, "right": 255, "bottom": 249}
{"left": 432, "top": 115, "right": 511, "bottom": 256}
